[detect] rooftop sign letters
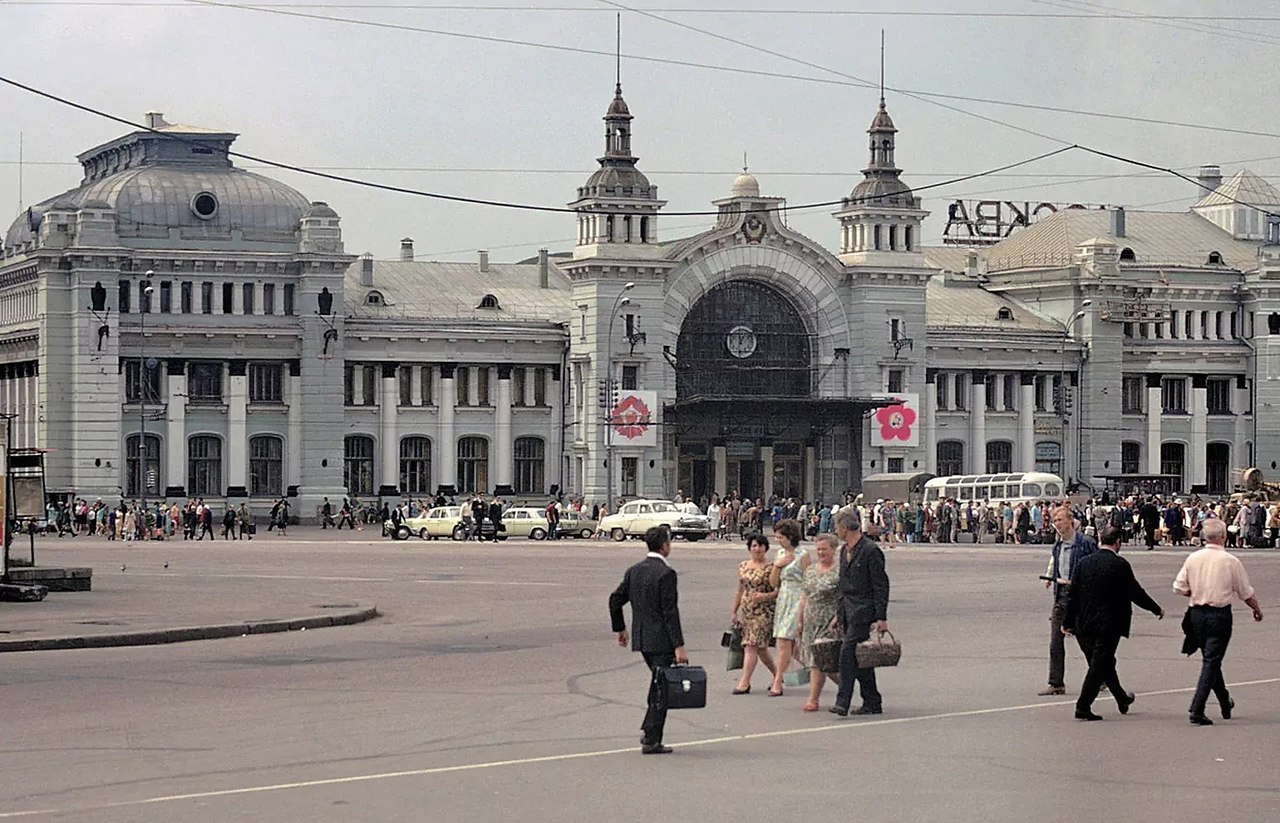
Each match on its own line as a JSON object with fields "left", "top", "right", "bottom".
{"left": 942, "top": 200, "right": 1108, "bottom": 246}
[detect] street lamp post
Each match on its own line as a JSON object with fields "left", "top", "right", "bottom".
{"left": 139, "top": 273, "right": 155, "bottom": 539}
{"left": 1059, "top": 299, "right": 1092, "bottom": 483}
{"left": 603, "top": 282, "right": 635, "bottom": 514}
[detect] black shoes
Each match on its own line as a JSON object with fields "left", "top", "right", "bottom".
{"left": 1189, "top": 715, "right": 1214, "bottom": 726}
{"left": 1117, "top": 691, "right": 1135, "bottom": 715}
{"left": 1075, "top": 710, "right": 1104, "bottom": 721}
{"left": 1221, "top": 698, "right": 1235, "bottom": 720}
{"left": 828, "top": 705, "right": 849, "bottom": 717}
{"left": 852, "top": 705, "right": 883, "bottom": 715}
{"left": 640, "top": 737, "right": 673, "bottom": 754}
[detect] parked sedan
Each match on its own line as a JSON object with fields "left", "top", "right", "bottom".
{"left": 598, "top": 500, "right": 710, "bottom": 542}
{"left": 384, "top": 506, "right": 468, "bottom": 541}
{"left": 503, "top": 507, "right": 552, "bottom": 540}
{"left": 556, "top": 510, "right": 599, "bottom": 539}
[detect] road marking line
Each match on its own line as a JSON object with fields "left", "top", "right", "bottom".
{"left": 2, "top": 676, "right": 1276, "bottom": 819}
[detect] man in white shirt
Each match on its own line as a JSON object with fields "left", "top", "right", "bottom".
{"left": 1173, "top": 518, "right": 1264, "bottom": 726}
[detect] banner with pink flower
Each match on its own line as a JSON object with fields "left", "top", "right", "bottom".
{"left": 610, "top": 390, "right": 658, "bottom": 447}
{"left": 870, "top": 393, "right": 920, "bottom": 448}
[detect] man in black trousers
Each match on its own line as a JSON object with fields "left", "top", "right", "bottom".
{"left": 1063, "top": 525, "right": 1164, "bottom": 720}
{"left": 829, "top": 508, "right": 890, "bottom": 717}
{"left": 609, "top": 526, "right": 689, "bottom": 754}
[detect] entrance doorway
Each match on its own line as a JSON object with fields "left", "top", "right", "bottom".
{"left": 1206, "top": 442, "right": 1230, "bottom": 494}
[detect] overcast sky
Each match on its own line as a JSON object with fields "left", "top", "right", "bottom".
{"left": 2, "top": 0, "right": 1277, "bottom": 262}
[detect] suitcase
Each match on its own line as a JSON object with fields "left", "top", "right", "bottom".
{"left": 659, "top": 664, "right": 707, "bottom": 709}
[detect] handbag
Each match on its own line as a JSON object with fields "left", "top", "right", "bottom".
{"left": 811, "top": 636, "right": 842, "bottom": 676}
{"left": 782, "top": 668, "right": 810, "bottom": 687}
{"left": 724, "top": 625, "right": 744, "bottom": 671}
{"left": 855, "top": 630, "right": 901, "bottom": 669}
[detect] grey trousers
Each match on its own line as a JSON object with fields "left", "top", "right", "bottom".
{"left": 1048, "top": 591, "right": 1068, "bottom": 688}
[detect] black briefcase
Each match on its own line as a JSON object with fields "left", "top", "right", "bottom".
{"left": 659, "top": 664, "right": 707, "bottom": 710}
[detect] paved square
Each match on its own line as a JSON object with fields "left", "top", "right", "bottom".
{"left": 1, "top": 534, "right": 1276, "bottom": 821}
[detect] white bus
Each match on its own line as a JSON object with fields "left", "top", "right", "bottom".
{"left": 922, "top": 472, "right": 1066, "bottom": 506}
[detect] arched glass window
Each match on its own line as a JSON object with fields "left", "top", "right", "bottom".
{"left": 985, "top": 441, "right": 1013, "bottom": 474}
{"left": 188, "top": 435, "right": 222, "bottom": 497}
{"left": 126, "top": 433, "right": 161, "bottom": 497}
{"left": 399, "top": 436, "right": 432, "bottom": 496}
{"left": 937, "top": 441, "right": 964, "bottom": 476}
{"left": 344, "top": 435, "right": 375, "bottom": 496}
{"left": 514, "top": 436, "right": 545, "bottom": 495}
{"left": 458, "top": 436, "right": 489, "bottom": 493}
{"left": 249, "top": 435, "right": 283, "bottom": 497}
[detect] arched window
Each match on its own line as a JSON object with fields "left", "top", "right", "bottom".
{"left": 249, "top": 435, "right": 284, "bottom": 497}
{"left": 937, "top": 441, "right": 964, "bottom": 476}
{"left": 985, "top": 441, "right": 1013, "bottom": 474}
{"left": 344, "top": 435, "right": 375, "bottom": 496}
{"left": 514, "top": 436, "right": 545, "bottom": 495}
{"left": 996, "top": 307, "right": 1014, "bottom": 321}
{"left": 1160, "top": 442, "right": 1186, "bottom": 492}
{"left": 1119, "top": 247, "right": 1136, "bottom": 262}
{"left": 399, "top": 436, "right": 432, "bottom": 496}
{"left": 457, "top": 436, "right": 489, "bottom": 493}
{"left": 188, "top": 435, "right": 222, "bottom": 497}
{"left": 477, "top": 294, "right": 500, "bottom": 310}
{"left": 1035, "top": 441, "right": 1062, "bottom": 474}
{"left": 365, "top": 290, "right": 384, "bottom": 306}
{"left": 1207, "top": 251, "right": 1224, "bottom": 265}
{"left": 126, "top": 433, "right": 161, "bottom": 497}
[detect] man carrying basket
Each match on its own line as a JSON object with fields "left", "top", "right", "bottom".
{"left": 829, "top": 508, "right": 891, "bottom": 717}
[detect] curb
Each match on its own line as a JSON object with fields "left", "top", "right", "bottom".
{"left": 0, "top": 606, "right": 379, "bottom": 653}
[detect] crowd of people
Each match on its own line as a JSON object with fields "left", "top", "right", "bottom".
{"left": 40, "top": 497, "right": 294, "bottom": 541}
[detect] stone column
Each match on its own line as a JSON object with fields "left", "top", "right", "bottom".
{"left": 164, "top": 359, "right": 187, "bottom": 497}
{"left": 438, "top": 365, "right": 457, "bottom": 490}
{"left": 761, "top": 444, "right": 774, "bottom": 500}
{"left": 969, "top": 371, "right": 987, "bottom": 474}
{"left": 287, "top": 360, "right": 302, "bottom": 497}
{"left": 1146, "top": 376, "right": 1162, "bottom": 474}
{"left": 1191, "top": 377, "right": 1208, "bottom": 488}
{"left": 1233, "top": 375, "right": 1250, "bottom": 469}
{"left": 1019, "top": 371, "right": 1035, "bottom": 471}
{"left": 226, "top": 362, "right": 248, "bottom": 497}
{"left": 231, "top": 282, "right": 243, "bottom": 316}
{"left": 494, "top": 365, "right": 514, "bottom": 492}
{"left": 378, "top": 364, "right": 399, "bottom": 497}
{"left": 713, "top": 444, "right": 727, "bottom": 497}
{"left": 924, "top": 370, "right": 938, "bottom": 474}
{"left": 524, "top": 367, "right": 536, "bottom": 408}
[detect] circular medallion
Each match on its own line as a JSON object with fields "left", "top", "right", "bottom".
{"left": 725, "top": 325, "right": 757, "bottom": 359}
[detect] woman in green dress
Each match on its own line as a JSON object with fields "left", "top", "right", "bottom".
{"left": 769, "top": 518, "right": 809, "bottom": 696}
{"left": 798, "top": 533, "right": 841, "bottom": 711}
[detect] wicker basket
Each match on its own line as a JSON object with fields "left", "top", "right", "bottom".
{"left": 854, "top": 630, "right": 901, "bottom": 669}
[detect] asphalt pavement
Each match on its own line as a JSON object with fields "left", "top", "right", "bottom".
{"left": 0, "top": 531, "right": 1276, "bottom": 822}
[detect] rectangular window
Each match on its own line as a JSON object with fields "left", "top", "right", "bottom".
{"left": 1207, "top": 378, "right": 1232, "bottom": 415}
{"left": 420, "top": 366, "right": 433, "bottom": 405}
{"left": 456, "top": 367, "right": 471, "bottom": 407}
{"left": 887, "top": 368, "right": 904, "bottom": 394}
{"left": 887, "top": 457, "right": 904, "bottom": 473}
{"left": 1121, "top": 442, "right": 1141, "bottom": 475}
{"left": 159, "top": 281, "right": 172, "bottom": 313}
{"left": 533, "top": 368, "right": 547, "bottom": 406}
{"left": 263, "top": 284, "right": 276, "bottom": 315}
{"left": 283, "top": 284, "right": 295, "bottom": 316}
{"left": 476, "top": 367, "right": 490, "bottom": 406}
{"left": 188, "top": 362, "right": 223, "bottom": 403}
{"left": 201, "top": 282, "right": 213, "bottom": 314}
{"left": 1122, "top": 375, "right": 1145, "bottom": 414}
{"left": 621, "top": 457, "right": 639, "bottom": 497}
{"left": 242, "top": 283, "right": 255, "bottom": 315}
{"left": 935, "top": 376, "right": 949, "bottom": 410}
{"left": 954, "top": 373, "right": 968, "bottom": 411}
{"left": 1161, "top": 377, "right": 1186, "bottom": 413}
{"left": 399, "top": 366, "right": 413, "bottom": 406}
{"left": 118, "top": 280, "right": 131, "bottom": 314}
{"left": 123, "top": 359, "right": 161, "bottom": 404}
{"left": 1244, "top": 379, "right": 1253, "bottom": 414}
{"left": 248, "top": 363, "right": 284, "bottom": 403}
{"left": 361, "top": 365, "right": 377, "bottom": 406}
{"left": 180, "top": 282, "right": 193, "bottom": 314}
{"left": 622, "top": 365, "right": 639, "bottom": 391}
{"left": 985, "top": 376, "right": 996, "bottom": 411}
{"left": 140, "top": 283, "right": 152, "bottom": 314}
{"left": 343, "top": 364, "right": 355, "bottom": 406}
{"left": 221, "top": 282, "right": 234, "bottom": 314}
{"left": 1003, "top": 374, "right": 1017, "bottom": 411}
{"left": 513, "top": 368, "right": 527, "bottom": 406}
{"left": 1034, "top": 375, "right": 1047, "bottom": 411}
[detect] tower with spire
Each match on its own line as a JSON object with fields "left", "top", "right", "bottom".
{"left": 568, "top": 80, "right": 666, "bottom": 258}
{"left": 833, "top": 93, "right": 928, "bottom": 263}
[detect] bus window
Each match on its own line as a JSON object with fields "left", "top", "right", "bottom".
{"left": 976, "top": 486, "right": 989, "bottom": 501}
{"left": 1044, "top": 482, "right": 1062, "bottom": 498}
{"left": 1022, "top": 483, "right": 1042, "bottom": 498}
{"left": 925, "top": 488, "right": 939, "bottom": 502}
{"left": 945, "top": 486, "right": 959, "bottom": 500}
{"left": 990, "top": 485, "right": 1005, "bottom": 500}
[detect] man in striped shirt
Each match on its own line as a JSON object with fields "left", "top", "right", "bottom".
{"left": 1173, "top": 518, "right": 1264, "bottom": 726}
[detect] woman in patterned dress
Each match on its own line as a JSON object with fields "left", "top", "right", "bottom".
{"left": 731, "top": 533, "right": 777, "bottom": 694}
{"left": 798, "top": 533, "right": 841, "bottom": 711}
{"left": 769, "top": 518, "right": 810, "bottom": 696}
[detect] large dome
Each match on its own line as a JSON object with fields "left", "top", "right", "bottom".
{"left": 849, "top": 177, "right": 916, "bottom": 208}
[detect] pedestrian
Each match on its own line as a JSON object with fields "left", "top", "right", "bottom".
{"left": 1039, "top": 505, "right": 1098, "bottom": 696}
{"left": 731, "top": 533, "right": 778, "bottom": 695}
{"left": 221, "top": 506, "right": 238, "bottom": 540}
{"left": 1173, "top": 518, "right": 1264, "bottom": 726}
{"left": 608, "top": 526, "right": 689, "bottom": 755}
{"left": 828, "top": 507, "right": 889, "bottom": 717}
{"left": 768, "top": 518, "right": 809, "bottom": 697}
{"left": 544, "top": 497, "right": 560, "bottom": 541}
{"left": 1062, "top": 526, "right": 1164, "bottom": 721}
{"left": 321, "top": 497, "right": 334, "bottom": 529}
{"left": 798, "top": 533, "right": 840, "bottom": 711}
{"left": 237, "top": 502, "right": 254, "bottom": 540}
{"left": 337, "top": 498, "right": 356, "bottom": 530}
{"left": 275, "top": 498, "right": 290, "bottom": 536}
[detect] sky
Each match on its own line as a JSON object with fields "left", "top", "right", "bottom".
{"left": 2, "top": 0, "right": 1279, "bottom": 263}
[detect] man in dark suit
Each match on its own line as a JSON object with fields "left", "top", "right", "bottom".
{"left": 609, "top": 526, "right": 688, "bottom": 754}
{"left": 1063, "top": 525, "right": 1164, "bottom": 720}
{"left": 829, "top": 507, "right": 890, "bottom": 717}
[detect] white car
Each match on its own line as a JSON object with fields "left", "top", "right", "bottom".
{"left": 599, "top": 500, "right": 710, "bottom": 542}
{"left": 503, "top": 507, "right": 552, "bottom": 540}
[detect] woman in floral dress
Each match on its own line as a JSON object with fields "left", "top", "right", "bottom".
{"left": 798, "top": 533, "right": 841, "bottom": 711}
{"left": 769, "top": 518, "right": 809, "bottom": 696}
{"left": 731, "top": 533, "right": 777, "bottom": 694}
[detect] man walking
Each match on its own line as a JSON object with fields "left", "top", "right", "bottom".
{"left": 608, "top": 526, "right": 689, "bottom": 755}
{"left": 1173, "top": 518, "right": 1264, "bottom": 726}
{"left": 1039, "top": 505, "right": 1098, "bottom": 695}
{"left": 1062, "top": 526, "right": 1164, "bottom": 720}
{"left": 829, "top": 508, "right": 890, "bottom": 717}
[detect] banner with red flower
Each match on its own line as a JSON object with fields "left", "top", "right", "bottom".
{"left": 870, "top": 393, "right": 920, "bottom": 448}
{"left": 610, "top": 391, "right": 657, "bottom": 447}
